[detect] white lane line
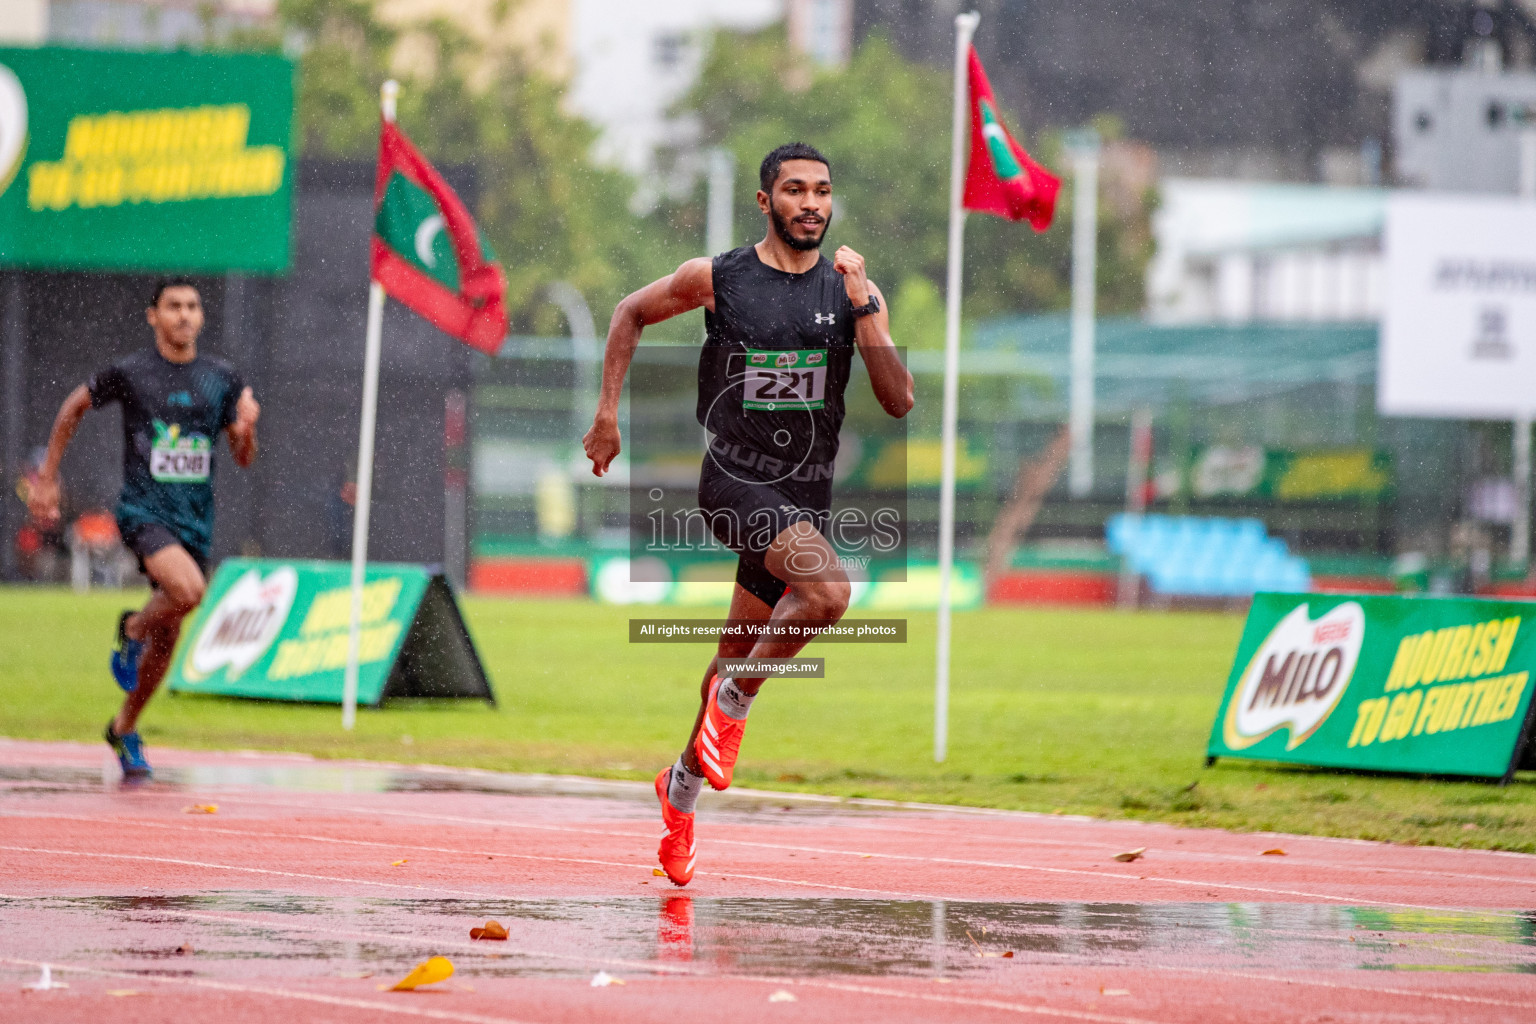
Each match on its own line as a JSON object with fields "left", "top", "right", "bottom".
{"left": 17, "top": 779, "right": 1535, "bottom": 887}
{"left": 0, "top": 837, "right": 944, "bottom": 902}
{"left": 782, "top": 819, "right": 1536, "bottom": 887}
{"left": 201, "top": 800, "right": 1533, "bottom": 916}
{"left": 0, "top": 845, "right": 607, "bottom": 899}
{"left": 9, "top": 810, "right": 1531, "bottom": 919}
{"left": 0, "top": 956, "right": 543, "bottom": 1024}
{"left": 1152, "top": 964, "right": 1536, "bottom": 1010}
{"left": 19, "top": 798, "right": 1534, "bottom": 893}
{"left": 5, "top": 743, "right": 1535, "bottom": 870}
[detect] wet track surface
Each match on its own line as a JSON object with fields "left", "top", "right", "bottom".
{"left": 2, "top": 740, "right": 1535, "bottom": 1022}
{"left": 7, "top": 892, "right": 1536, "bottom": 979}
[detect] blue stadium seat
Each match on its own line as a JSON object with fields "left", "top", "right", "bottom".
{"left": 1106, "top": 514, "right": 1310, "bottom": 598}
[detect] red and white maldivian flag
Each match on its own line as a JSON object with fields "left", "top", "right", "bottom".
{"left": 371, "top": 121, "right": 508, "bottom": 353}
{"left": 962, "top": 47, "right": 1060, "bottom": 231}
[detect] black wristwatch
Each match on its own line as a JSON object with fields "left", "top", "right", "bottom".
{"left": 850, "top": 294, "right": 881, "bottom": 318}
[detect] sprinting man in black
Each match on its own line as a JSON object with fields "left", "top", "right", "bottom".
{"left": 29, "top": 278, "right": 259, "bottom": 778}
{"left": 583, "top": 143, "right": 913, "bottom": 884}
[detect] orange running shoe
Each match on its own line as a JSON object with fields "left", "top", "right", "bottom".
{"left": 693, "top": 674, "right": 746, "bottom": 791}
{"left": 654, "top": 767, "right": 696, "bottom": 886}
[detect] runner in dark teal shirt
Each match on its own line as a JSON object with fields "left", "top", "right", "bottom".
{"left": 30, "top": 278, "right": 260, "bottom": 779}
{"left": 87, "top": 348, "right": 246, "bottom": 569}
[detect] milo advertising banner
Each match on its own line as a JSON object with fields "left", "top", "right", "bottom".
{"left": 0, "top": 46, "right": 294, "bottom": 272}
{"left": 168, "top": 559, "right": 493, "bottom": 706}
{"left": 1208, "top": 593, "right": 1536, "bottom": 782}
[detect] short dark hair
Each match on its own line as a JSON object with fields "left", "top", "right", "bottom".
{"left": 759, "top": 142, "right": 831, "bottom": 192}
{"left": 151, "top": 277, "right": 199, "bottom": 307}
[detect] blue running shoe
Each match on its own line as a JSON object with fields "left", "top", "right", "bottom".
{"left": 110, "top": 611, "right": 143, "bottom": 693}
{"left": 105, "top": 721, "right": 152, "bottom": 778}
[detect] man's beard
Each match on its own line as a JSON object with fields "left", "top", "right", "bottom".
{"left": 770, "top": 206, "right": 830, "bottom": 251}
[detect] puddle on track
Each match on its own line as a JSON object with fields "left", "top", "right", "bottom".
{"left": 3, "top": 894, "right": 1533, "bottom": 980}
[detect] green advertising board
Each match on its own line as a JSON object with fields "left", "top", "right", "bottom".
{"left": 1172, "top": 446, "right": 1393, "bottom": 503}
{"left": 1208, "top": 593, "right": 1536, "bottom": 781}
{"left": 168, "top": 558, "right": 493, "bottom": 706}
{"left": 0, "top": 46, "right": 294, "bottom": 273}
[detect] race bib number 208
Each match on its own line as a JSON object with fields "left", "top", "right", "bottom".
{"left": 743, "top": 349, "right": 827, "bottom": 411}
{"left": 151, "top": 438, "right": 212, "bottom": 482}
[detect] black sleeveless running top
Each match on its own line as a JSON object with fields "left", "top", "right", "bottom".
{"left": 698, "top": 245, "right": 857, "bottom": 470}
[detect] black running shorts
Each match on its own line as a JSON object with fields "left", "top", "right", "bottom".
{"left": 697, "top": 452, "right": 832, "bottom": 609}
{"left": 120, "top": 520, "right": 210, "bottom": 581}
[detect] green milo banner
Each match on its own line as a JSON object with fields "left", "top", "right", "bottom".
{"left": 1208, "top": 592, "right": 1536, "bottom": 781}
{"left": 0, "top": 46, "right": 294, "bottom": 273}
{"left": 168, "top": 559, "right": 493, "bottom": 706}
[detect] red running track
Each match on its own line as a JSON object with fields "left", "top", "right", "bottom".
{"left": 1, "top": 738, "right": 1533, "bottom": 1023}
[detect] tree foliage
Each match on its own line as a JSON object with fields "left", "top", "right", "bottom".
{"left": 235, "top": 6, "right": 1152, "bottom": 336}
{"left": 688, "top": 28, "right": 1154, "bottom": 339}
{"left": 247, "top": 0, "right": 685, "bottom": 333}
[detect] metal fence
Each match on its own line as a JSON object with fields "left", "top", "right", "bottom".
{"left": 471, "top": 318, "right": 1478, "bottom": 561}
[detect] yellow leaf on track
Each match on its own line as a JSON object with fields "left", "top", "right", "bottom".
{"left": 1113, "top": 847, "right": 1146, "bottom": 862}
{"left": 1262, "top": 848, "right": 1287, "bottom": 856}
{"left": 391, "top": 859, "right": 408, "bottom": 867}
{"left": 392, "top": 956, "right": 454, "bottom": 991}
{"left": 182, "top": 804, "right": 218, "bottom": 814}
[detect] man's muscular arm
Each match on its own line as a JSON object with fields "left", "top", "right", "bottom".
{"left": 832, "top": 246, "right": 913, "bottom": 418}
{"left": 226, "top": 386, "right": 260, "bottom": 468}
{"left": 582, "top": 258, "right": 715, "bottom": 477}
{"left": 28, "top": 384, "right": 93, "bottom": 525}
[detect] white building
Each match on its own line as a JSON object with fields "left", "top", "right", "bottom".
{"left": 1147, "top": 178, "right": 1387, "bottom": 324}
{"left": 566, "top": 0, "right": 781, "bottom": 190}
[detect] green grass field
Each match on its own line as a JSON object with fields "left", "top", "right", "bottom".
{"left": 2, "top": 586, "right": 1533, "bottom": 851}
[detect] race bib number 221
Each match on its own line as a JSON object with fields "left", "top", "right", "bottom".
{"left": 743, "top": 349, "right": 827, "bottom": 411}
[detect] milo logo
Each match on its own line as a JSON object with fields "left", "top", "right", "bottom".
{"left": 1224, "top": 601, "right": 1364, "bottom": 750}
{"left": 150, "top": 420, "right": 211, "bottom": 483}
{"left": 182, "top": 567, "right": 298, "bottom": 682}
{"left": 0, "top": 63, "right": 25, "bottom": 195}
{"left": 806, "top": 352, "right": 824, "bottom": 366}
{"left": 750, "top": 353, "right": 768, "bottom": 365}
{"left": 775, "top": 352, "right": 797, "bottom": 368}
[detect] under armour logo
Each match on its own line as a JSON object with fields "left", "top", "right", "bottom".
{"left": 814, "top": 312, "right": 836, "bottom": 325}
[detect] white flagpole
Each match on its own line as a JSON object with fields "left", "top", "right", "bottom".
{"left": 343, "top": 78, "right": 398, "bottom": 731}
{"left": 935, "top": 12, "right": 979, "bottom": 764}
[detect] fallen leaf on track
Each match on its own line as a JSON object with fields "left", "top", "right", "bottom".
{"left": 106, "top": 989, "right": 139, "bottom": 997}
{"left": 1261, "top": 848, "right": 1287, "bottom": 856}
{"left": 469, "top": 920, "right": 508, "bottom": 941}
{"left": 391, "top": 859, "right": 409, "bottom": 867}
{"left": 182, "top": 804, "right": 218, "bottom": 814}
{"left": 769, "top": 990, "right": 797, "bottom": 1002}
{"left": 590, "top": 971, "right": 625, "bottom": 987}
{"left": 1113, "top": 848, "right": 1146, "bottom": 862}
{"left": 653, "top": 868, "right": 666, "bottom": 877}
{"left": 392, "top": 956, "right": 454, "bottom": 991}
{"left": 175, "top": 943, "right": 194, "bottom": 955}
{"left": 1101, "top": 988, "right": 1130, "bottom": 996}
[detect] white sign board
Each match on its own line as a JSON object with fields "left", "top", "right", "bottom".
{"left": 1380, "top": 193, "right": 1536, "bottom": 419}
